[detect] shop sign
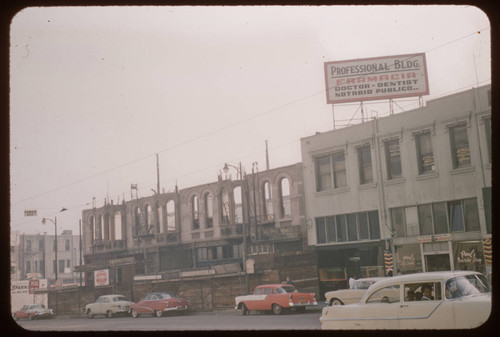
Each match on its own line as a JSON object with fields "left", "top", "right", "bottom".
{"left": 94, "top": 269, "right": 109, "bottom": 287}
{"left": 398, "top": 253, "right": 416, "bottom": 267}
{"left": 29, "top": 279, "right": 39, "bottom": 294}
{"left": 417, "top": 234, "right": 451, "bottom": 243}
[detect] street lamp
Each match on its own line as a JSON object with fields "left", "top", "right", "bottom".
{"left": 223, "top": 162, "right": 243, "bottom": 180}
{"left": 41, "top": 208, "right": 67, "bottom": 286}
{"left": 222, "top": 162, "right": 248, "bottom": 294}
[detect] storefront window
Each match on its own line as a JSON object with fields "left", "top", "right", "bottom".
{"left": 453, "top": 241, "right": 485, "bottom": 273}
{"left": 396, "top": 244, "right": 422, "bottom": 274}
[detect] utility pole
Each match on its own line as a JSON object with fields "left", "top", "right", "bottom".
{"left": 265, "top": 140, "right": 270, "bottom": 170}
{"left": 156, "top": 153, "right": 160, "bottom": 196}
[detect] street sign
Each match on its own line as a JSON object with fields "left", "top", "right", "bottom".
{"left": 24, "top": 210, "right": 37, "bottom": 216}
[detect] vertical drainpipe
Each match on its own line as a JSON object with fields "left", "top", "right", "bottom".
{"left": 372, "top": 118, "right": 397, "bottom": 274}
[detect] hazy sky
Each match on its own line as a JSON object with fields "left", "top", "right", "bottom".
{"left": 10, "top": 6, "right": 490, "bottom": 235}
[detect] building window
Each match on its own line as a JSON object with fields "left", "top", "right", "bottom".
{"left": 39, "top": 239, "right": 44, "bottom": 251}
{"left": 392, "top": 198, "right": 480, "bottom": 237}
{"left": 316, "top": 211, "right": 379, "bottom": 244}
{"left": 65, "top": 240, "right": 70, "bottom": 251}
{"left": 59, "top": 260, "right": 65, "bottom": 273}
{"left": 233, "top": 186, "right": 243, "bottom": 224}
{"left": 483, "top": 117, "right": 491, "bottom": 163}
{"left": 432, "top": 202, "right": 448, "bottom": 234}
{"left": 415, "top": 131, "right": 434, "bottom": 174}
{"left": 205, "top": 193, "right": 214, "bottom": 228}
{"left": 114, "top": 211, "right": 123, "bottom": 239}
{"left": 418, "top": 204, "right": 433, "bottom": 235}
{"left": 220, "top": 189, "right": 230, "bottom": 225}
{"left": 53, "top": 238, "right": 57, "bottom": 252}
{"left": 391, "top": 207, "right": 405, "bottom": 237}
{"left": 26, "top": 261, "right": 31, "bottom": 274}
{"left": 358, "top": 145, "right": 373, "bottom": 184}
{"left": 385, "top": 139, "right": 402, "bottom": 179}
{"left": 26, "top": 240, "right": 32, "bottom": 252}
{"left": 263, "top": 181, "right": 274, "bottom": 221}
{"left": 333, "top": 152, "right": 347, "bottom": 188}
{"left": 279, "top": 178, "right": 291, "bottom": 217}
{"left": 192, "top": 195, "right": 200, "bottom": 230}
{"left": 146, "top": 204, "right": 153, "bottom": 232}
{"left": 449, "top": 123, "right": 471, "bottom": 168}
{"left": 166, "top": 200, "right": 176, "bottom": 232}
{"left": 315, "top": 155, "right": 332, "bottom": 192}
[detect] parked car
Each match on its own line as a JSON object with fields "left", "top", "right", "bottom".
{"left": 129, "top": 292, "right": 191, "bottom": 318}
{"left": 320, "top": 271, "right": 491, "bottom": 329}
{"left": 324, "top": 277, "right": 386, "bottom": 305}
{"left": 85, "top": 294, "right": 134, "bottom": 319}
{"left": 235, "top": 284, "right": 318, "bottom": 315}
{"left": 13, "top": 303, "right": 54, "bottom": 320}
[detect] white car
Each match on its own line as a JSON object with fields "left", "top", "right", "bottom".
{"left": 324, "top": 277, "right": 386, "bottom": 305}
{"left": 85, "top": 294, "right": 134, "bottom": 318}
{"left": 320, "top": 271, "right": 491, "bottom": 329}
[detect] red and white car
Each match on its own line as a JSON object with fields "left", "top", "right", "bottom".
{"left": 13, "top": 303, "right": 54, "bottom": 320}
{"left": 129, "top": 292, "right": 191, "bottom": 318}
{"left": 235, "top": 284, "right": 318, "bottom": 315}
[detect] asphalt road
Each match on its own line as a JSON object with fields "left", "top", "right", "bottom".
{"left": 12, "top": 307, "right": 324, "bottom": 331}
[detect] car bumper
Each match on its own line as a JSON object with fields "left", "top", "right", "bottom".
{"left": 289, "top": 301, "right": 318, "bottom": 307}
{"left": 164, "top": 305, "right": 190, "bottom": 312}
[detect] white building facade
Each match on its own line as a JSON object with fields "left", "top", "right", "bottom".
{"left": 301, "top": 85, "right": 491, "bottom": 296}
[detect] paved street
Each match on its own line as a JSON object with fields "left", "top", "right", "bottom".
{"left": 13, "top": 306, "right": 324, "bottom": 331}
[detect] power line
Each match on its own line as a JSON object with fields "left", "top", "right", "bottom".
{"left": 12, "top": 27, "right": 490, "bottom": 206}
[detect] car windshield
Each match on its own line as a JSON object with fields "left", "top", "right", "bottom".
{"left": 445, "top": 274, "right": 490, "bottom": 299}
{"left": 158, "top": 293, "right": 176, "bottom": 299}
{"left": 354, "top": 280, "right": 376, "bottom": 289}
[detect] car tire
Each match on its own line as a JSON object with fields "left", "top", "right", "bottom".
{"left": 272, "top": 304, "right": 283, "bottom": 315}
{"left": 86, "top": 310, "right": 94, "bottom": 319}
{"left": 154, "top": 310, "right": 163, "bottom": 318}
{"left": 241, "top": 304, "right": 248, "bottom": 316}
{"left": 330, "top": 298, "right": 344, "bottom": 306}
{"left": 131, "top": 309, "right": 138, "bottom": 318}
{"left": 106, "top": 310, "right": 114, "bottom": 318}
{"left": 28, "top": 314, "right": 33, "bottom": 320}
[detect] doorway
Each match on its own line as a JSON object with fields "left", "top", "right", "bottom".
{"left": 425, "top": 254, "right": 450, "bottom": 272}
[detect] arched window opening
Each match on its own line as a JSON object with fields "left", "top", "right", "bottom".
{"left": 157, "top": 203, "right": 164, "bottom": 234}
{"left": 263, "top": 181, "right": 273, "bottom": 221}
{"left": 114, "top": 211, "right": 122, "bottom": 240}
{"left": 167, "top": 200, "right": 176, "bottom": 232}
{"left": 145, "top": 204, "right": 153, "bottom": 233}
{"left": 134, "top": 206, "right": 141, "bottom": 236}
{"left": 280, "top": 178, "right": 291, "bottom": 217}
{"left": 233, "top": 186, "right": 243, "bottom": 224}
{"left": 221, "top": 188, "right": 230, "bottom": 224}
{"left": 205, "top": 193, "right": 214, "bottom": 228}
{"left": 192, "top": 195, "right": 200, "bottom": 230}
{"left": 97, "top": 214, "right": 103, "bottom": 241}
{"left": 103, "top": 214, "right": 110, "bottom": 241}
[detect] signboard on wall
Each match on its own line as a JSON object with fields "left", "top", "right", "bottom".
{"left": 94, "top": 269, "right": 110, "bottom": 286}
{"left": 324, "top": 53, "right": 429, "bottom": 104}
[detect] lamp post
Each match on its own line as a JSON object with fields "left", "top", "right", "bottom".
{"left": 222, "top": 162, "right": 248, "bottom": 294}
{"left": 41, "top": 216, "right": 59, "bottom": 283}
{"left": 41, "top": 207, "right": 66, "bottom": 315}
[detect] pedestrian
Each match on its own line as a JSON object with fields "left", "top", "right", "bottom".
{"left": 285, "top": 275, "right": 295, "bottom": 285}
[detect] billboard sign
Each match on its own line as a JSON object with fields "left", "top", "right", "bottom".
{"left": 324, "top": 53, "right": 429, "bottom": 104}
